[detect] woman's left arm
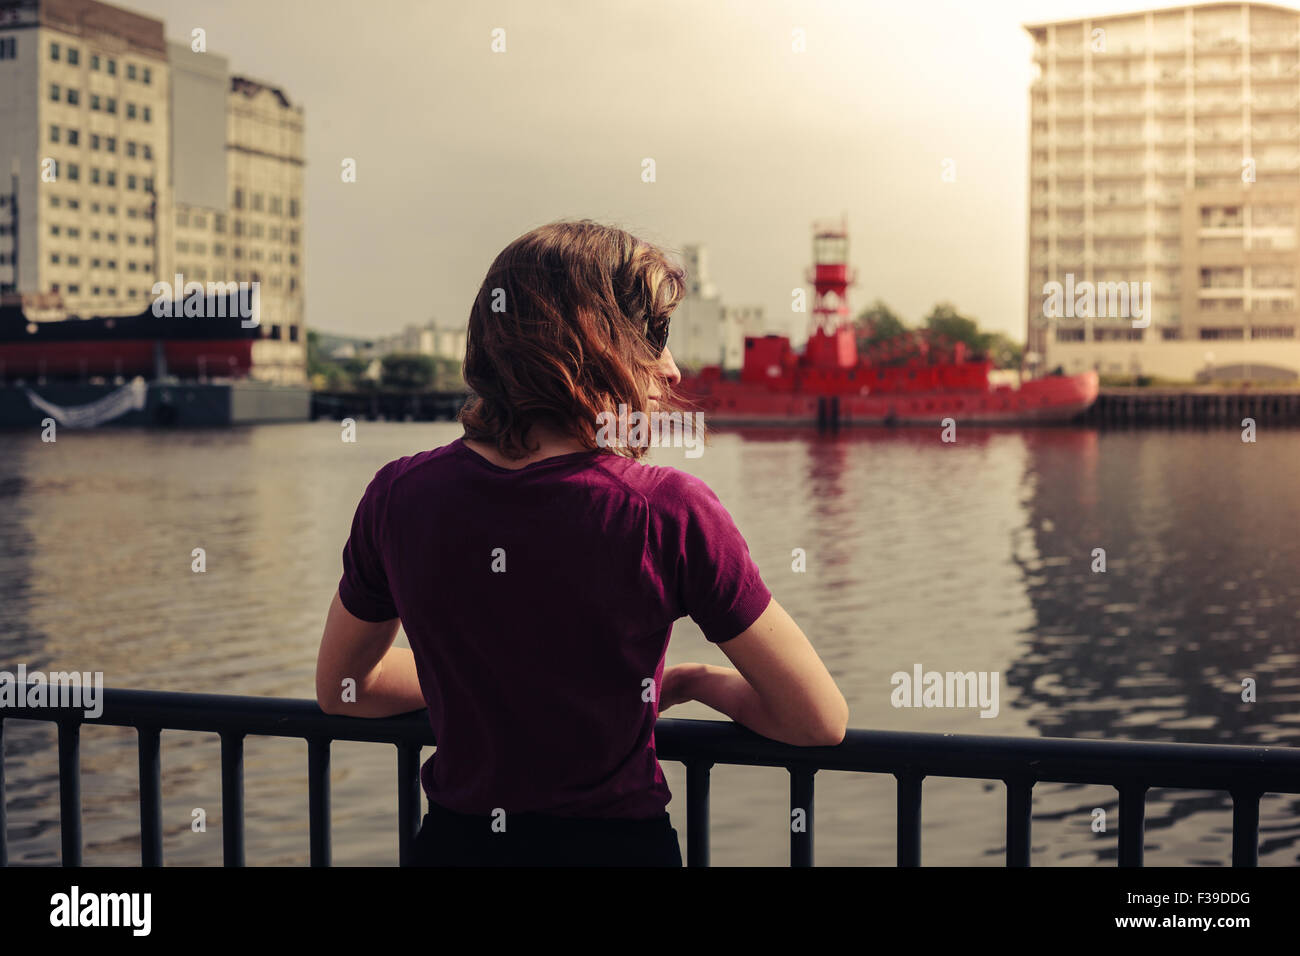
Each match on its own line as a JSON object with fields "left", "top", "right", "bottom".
{"left": 315, "top": 590, "right": 426, "bottom": 717}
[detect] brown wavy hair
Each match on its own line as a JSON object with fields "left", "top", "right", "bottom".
{"left": 459, "top": 219, "right": 697, "bottom": 460}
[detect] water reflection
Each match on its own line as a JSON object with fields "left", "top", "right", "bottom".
{"left": 0, "top": 423, "right": 1296, "bottom": 864}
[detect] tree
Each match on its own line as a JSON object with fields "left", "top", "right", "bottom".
{"left": 380, "top": 353, "right": 437, "bottom": 390}
{"left": 923, "top": 303, "right": 983, "bottom": 351}
{"left": 854, "top": 300, "right": 909, "bottom": 347}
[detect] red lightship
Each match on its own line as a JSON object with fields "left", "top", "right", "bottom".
{"left": 676, "top": 221, "right": 1098, "bottom": 427}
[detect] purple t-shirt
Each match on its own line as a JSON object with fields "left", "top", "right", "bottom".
{"left": 338, "top": 436, "right": 771, "bottom": 819}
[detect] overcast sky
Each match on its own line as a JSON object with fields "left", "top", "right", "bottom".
{"left": 126, "top": 0, "right": 1257, "bottom": 342}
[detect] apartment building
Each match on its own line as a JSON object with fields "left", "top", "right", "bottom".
{"left": 0, "top": 0, "right": 305, "bottom": 385}
{"left": 171, "top": 50, "right": 306, "bottom": 385}
{"left": 1026, "top": 2, "right": 1300, "bottom": 382}
{"left": 0, "top": 0, "right": 172, "bottom": 317}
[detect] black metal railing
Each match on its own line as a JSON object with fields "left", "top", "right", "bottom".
{"left": 3, "top": 686, "right": 1300, "bottom": 867}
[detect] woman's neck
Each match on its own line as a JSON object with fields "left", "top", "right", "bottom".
{"left": 462, "top": 424, "right": 589, "bottom": 470}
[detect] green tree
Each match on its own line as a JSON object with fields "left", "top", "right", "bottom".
{"left": 923, "top": 303, "right": 984, "bottom": 350}
{"left": 854, "top": 300, "right": 909, "bottom": 346}
{"left": 381, "top": 353, "right": 437, "bottom": 390}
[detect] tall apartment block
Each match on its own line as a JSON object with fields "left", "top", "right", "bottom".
{"left": 1026, "top": 2, "right": 1300, "bottom": 382}
{"left": 0, "top": 0, "right": 305, "bottom": 385}
{"left": 171, "top": 46, "right": 306, "bottom": 385}
{"left": 0, "top": 0, "right": 172, "bottom": 318}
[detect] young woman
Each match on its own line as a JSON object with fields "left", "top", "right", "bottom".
{"left": 315, "top": 219, "right": 848, "bottom": 866}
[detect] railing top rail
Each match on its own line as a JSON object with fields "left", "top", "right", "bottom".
{"left": 4, "top": 685, "right": 1300, "bottom": 792}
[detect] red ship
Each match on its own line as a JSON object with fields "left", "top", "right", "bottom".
{"left": 677, "top": 221, "right": 1098, "bottom": 427}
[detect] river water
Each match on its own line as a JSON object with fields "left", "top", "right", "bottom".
{"left": 1, "top": 421, "right": 1297, "bottom": 866}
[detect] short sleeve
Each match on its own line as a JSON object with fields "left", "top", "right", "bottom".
{"left": 338, "top": 463, "right": 399, "bottom": 622}
{"left": 660, "top": 470, "right": 772, "bottom": 643}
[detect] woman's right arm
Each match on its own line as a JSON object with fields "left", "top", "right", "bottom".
{"left": 684, "top": 597, "right": 848, "bottom": 747}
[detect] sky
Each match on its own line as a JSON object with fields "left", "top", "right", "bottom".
{"left": 122, "top": 0, "right": 1282, "bottom": 342}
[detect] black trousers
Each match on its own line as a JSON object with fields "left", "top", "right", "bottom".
{"left": 406, "top": 799, "right": 683, "bottom": 867}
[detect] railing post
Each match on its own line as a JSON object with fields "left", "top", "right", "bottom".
{"left": 137, "top": 725, "right": 162, "bottom": 866}
{"left": 0, "top": 719, "right": 6, "bottom": 867}
{"left": 220, "top": 732, "right": 245, "bottom": 867}
{"left": 1005, "top": 777, "right": 1033, "bottom": 867}
{"left": 1230, "top": 788, "right": 1261, "bottom": 868}
{"left": 1117, "top": 784, "right": 1147, "bottom": 868}
{"left": 58, "top": 719, "right": 82, "bottom": 866}
{"left": 686, "top": 760, "right": 712, "bottom": 868}
{"left": 397, "top": 743, "right": 421, "bottom": 866}
{"left": 895, "top": 772, "right": 923, "bottom": 867}
{"left": 789, "top": 767, "right": 815, "bottom": 867}
{"left": 307, "top": 736, "right": 331, "bottom": 867}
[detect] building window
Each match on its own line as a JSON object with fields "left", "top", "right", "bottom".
{"left": 66, "top": 88, "right": 79, "bottom": 105}
{"left": 106, "top": 171, "right": 116, "bottom": 187}
{"left": 142, "top": 66, "right": 151, "bottom": 84}
{"left": 91, "top": 94, "right": 101, "bottom": 111}
{"left": 126, "top": 141, "right": 136, "bottom": 158}
{"left": 1199, "top": 327, "right": 1245, "bottom": 340}
{"left": 251, "top": 193, "right": 263, "bottom": 211}
{"left": 90, "top": 167, "right": 100, "bottom": 185}
{"left": 106, "top": 136, "right": 115, "bottom": 153}
{"left": 126, "top": 103, "right": 136, "bottom": 120}
{"left": 127, "top": 174, "right": 136, "bottom": 190}
{"left": 50, "top": 125, "right": 60, "bottom": 143}
{"left": 142, "top": 106, "right": 151, "bottom": 122}
{"left": 50, "top": 41, "right": 59, "bottom": 61}
{"left": 67, "top": 163, "right": 79, "bottom": 181}
{"left": 127, "top": 63, "right": 136, "bottom": 80}
{"left": 67, "top": 129, "right": 78, "bottom": 146}
{"left": 289, "top": 198, "right": 300, "bottom": 218}
{"left": 91, "top": 54, "right": 99, "bottom": 70}
{"left": 90, "top": 133, "right": 99, "bottom": 150}
{"left": 106, "top": 97, "right": 116, "bottom": 114}
{"left": 0, "top": 37, "right": 16, "bottom": 60}
{"left": 214, "top": 215, "right": 226, "bottom": 233}
{"left": 107, "top": 58, "right": 115, "bottom": 75}
{"left": 233, "top": 189, "right": 243, "bottom": 209}
{"left": 1251, "top": 326, "right": 1296, "bottom": 339}
{"left": 50, "top": 84, "right": 60, "bottom": 102}
{"left": 67, "top": 47, "right": 78, "bottom": 66}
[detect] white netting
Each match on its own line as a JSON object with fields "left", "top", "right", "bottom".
{"left": 25, "top": 377, "right": 149, "bottom": 428}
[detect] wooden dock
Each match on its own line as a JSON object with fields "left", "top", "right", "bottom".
{"left": 1081, "top": 388, "right": 1300, "bottom": 426}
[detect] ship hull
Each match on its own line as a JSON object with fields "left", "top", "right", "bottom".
{"left": 678, "top": 371, "right": 1099, "bottom": 427}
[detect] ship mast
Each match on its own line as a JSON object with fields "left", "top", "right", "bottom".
{"left": 803, "top": 216, "right": 859, "bottom": 369}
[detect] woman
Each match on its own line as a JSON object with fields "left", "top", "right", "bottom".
{"left": 315, "top": 219, "right": 848, "bottom": 866}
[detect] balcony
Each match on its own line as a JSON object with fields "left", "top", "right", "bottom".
{"left": 3, "top": 686, "right": 1299, "bottom": 867}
